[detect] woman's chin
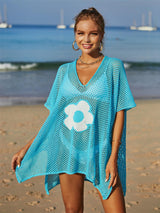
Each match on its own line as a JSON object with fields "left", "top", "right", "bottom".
{"left": 80, "top": 48, "right": 99, "bottom": 55}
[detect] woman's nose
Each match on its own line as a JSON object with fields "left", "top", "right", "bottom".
{"left": 84, "top": 34, "right": 90, "bottom": 43}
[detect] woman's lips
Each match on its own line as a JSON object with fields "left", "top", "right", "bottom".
{"left": 82, "top": 44, "right": 93, "bottom": 49}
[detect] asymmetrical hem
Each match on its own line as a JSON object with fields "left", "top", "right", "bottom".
{"left": 16, "top": 56, "right": 136, "bottom": 200}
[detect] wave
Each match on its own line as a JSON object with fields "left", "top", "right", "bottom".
{"left": 0, "top": 96, "right": 46, "bottom": 106}
{"left": 0, "top": 62, "right": 67, "bottom": 72}
{"left": 0, "top": 61, "right": 160, "bottom": 72}
{"left": 124, "top": 62, "right": 160, "bottom": 70}
{"left": 0, "top": 63, "right": 37, "bottom": 71}
{"left": 124, "top": 63, "right": 131, "bottom": 69}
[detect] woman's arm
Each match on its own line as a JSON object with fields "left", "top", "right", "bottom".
{"left": 105, "top": 110, "right": 124, "bottom": 188}
{"left": 110, "top": 110, "right": 124, "bottom": 161}
{"left": 11, "top": 135, "right": 36, "bottom": 172}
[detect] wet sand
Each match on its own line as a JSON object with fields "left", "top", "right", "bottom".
{"left": 0, "top": 99, "right": 160, "bottom": 213}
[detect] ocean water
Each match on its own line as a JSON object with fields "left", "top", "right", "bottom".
{"left": 0, "top": 25, "right": 160, "bottom": 106}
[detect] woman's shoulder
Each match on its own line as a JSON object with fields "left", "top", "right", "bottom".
{"left": 106, "top": 56, "right": 123, "bottom": 67}
{"left": 58, "top": 62, "right": 69, "bottom": 71}
{"left": 104, "top": 56, "right": 125, "bottom": 78}
{"left": 58, "top": 59, "right": 76, "bottom": 71}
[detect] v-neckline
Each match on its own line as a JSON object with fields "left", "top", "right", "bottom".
{"left": 75, "top": 56, "right": 106, "bottom": 87}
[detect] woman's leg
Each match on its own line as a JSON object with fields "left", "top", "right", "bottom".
{"left": 59, "top": 173, "right": 85, "bottom": 213}
{"left": 97, "top": 175, "right": 126, "bottom": 213}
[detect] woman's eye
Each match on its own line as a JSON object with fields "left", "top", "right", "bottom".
{"left": 77, "top": 32, "right": 83, "bottom": 35}
{"left": 91, "top": 33, "right": 98, "bottom": 35}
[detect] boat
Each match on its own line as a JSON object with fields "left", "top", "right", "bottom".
{"left": 0, "top": 22, "right": 12, "bottom": 28}
{"left": 0, "top": 5, "right": 12, "bottom": 28}
{"left": 57, "top": 9, "right": 66, "bottom": 29}
{"left": 137, "top": 25, "right": 157, "bottom": 31}
{"left": 130, "top": 20, "right": 137, "bottom": 30}
{"left": 69, "top": 23, "right": 75, "bottom": 29}
{"left": 130, "top": 12, "right": 157, "bottom": 31}
{"left": 130, "top": 25, "right": 137, "bottom": 30}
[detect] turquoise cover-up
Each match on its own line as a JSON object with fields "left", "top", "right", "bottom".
{"left": 16, "top": 56, "right": 136, "bottom": 200}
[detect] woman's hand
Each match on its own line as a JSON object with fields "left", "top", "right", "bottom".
{"left": 105, "top": 156, "right": 118, "bottom": 189}
{"left": 11, "top": 136, "right": 36, "bottom": 172}
{"left": 11, "top": 147, "right": 28, "bottom": 172}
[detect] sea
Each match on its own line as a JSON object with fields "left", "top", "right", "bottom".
{"left": 0, "top": 25, "right": 160, "bottom": 106}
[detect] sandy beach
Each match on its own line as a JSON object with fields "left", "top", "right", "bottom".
{"left": 0, "top": 99, "right": 160, "bottom": 213}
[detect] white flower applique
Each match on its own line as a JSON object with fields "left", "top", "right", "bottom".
{"left": 64, "top": 100, "right": 94, "bottom": 132}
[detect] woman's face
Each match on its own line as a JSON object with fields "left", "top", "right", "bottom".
{"left": 75, "top": 19, "right": 103, "bottom": 55}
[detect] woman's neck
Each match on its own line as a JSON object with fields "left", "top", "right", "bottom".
{"left": 80, "top": 52, "right": 102, "bottom": 63}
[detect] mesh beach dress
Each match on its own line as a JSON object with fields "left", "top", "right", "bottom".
{"left": 16, "top": 56, "right": 136, "bottom": 200}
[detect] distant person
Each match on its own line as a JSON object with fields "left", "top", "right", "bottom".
{"left": 11, "top": 7, "right": 136, "bottom": 213}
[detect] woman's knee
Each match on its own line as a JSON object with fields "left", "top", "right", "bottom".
{"left": 59, "top": 173, "right": 84, "bottom": 213}
{"left": 65, "top": 203, "right": 83, "bottom": 213}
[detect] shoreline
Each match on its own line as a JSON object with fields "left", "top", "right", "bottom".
{"left": 0, "top": 97, "right": 160, "bottom": 107}
{"left": 0, "top": 99, "right": 160, "bottom": 213}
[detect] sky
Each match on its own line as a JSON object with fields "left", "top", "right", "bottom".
{"left": 0, "top": 0, "right": 160, "bottom": 27}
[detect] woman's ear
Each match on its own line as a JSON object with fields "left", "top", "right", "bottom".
{"left": 99, "top": 34, "right": 103, "bottom": 44}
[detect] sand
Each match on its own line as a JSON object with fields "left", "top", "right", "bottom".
{"left": 0, "top": 99, "right": 160, "bottom": 213}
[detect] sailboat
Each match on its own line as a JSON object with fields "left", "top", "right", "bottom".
{"left": 0, "top": 5, "right": 12, "bottom": 28}
{"left": 130, "top": 20, "right": 137, "bottom": 30}
{"left": 130, "top": 12, "right": 157, "bottom": 31}
{"left": 69, "top": 23, "right": 75, "bottom": 29}
{"left": 57, "top": 9, "right": 66, "bottom": 29}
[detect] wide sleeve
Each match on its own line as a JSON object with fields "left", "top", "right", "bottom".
{"left": 113, "top": 59, "right": 136, "bottom": 112}
{"left": 44, "top": 65, "right": 63, "bottom": 111}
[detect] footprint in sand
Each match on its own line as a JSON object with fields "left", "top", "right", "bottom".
{"left": 25, "top": 200, "right": 40, "bottom": 206}
{"left": 144, "top": 194, "right": 151, "bottom": 198}
{"left": 7, "top": 194, "right": 18, "bottom": 201}
{"left": 154, "top": 207, "right": 160, "bottom": 211}
{"left": 0, "top": 129, "right": 7, "bottom": 135}
{"left": 88, "top": 189, "right": 98, "bottom": 195}
{"left": 2, "top": 178, "right": 14, "bottom": 183}
{"left": 137, "top": 184, "right": 150, "bottom": 192}
{"left": 8, "top": 141, "right": 17, "bottom": 146}
{"left": 1, "top": 178, "right": 14, "bottom": 187}
{"left": 92, "top": 207, "right": 98, "bottom": 211}
{"left": 129, "top": 201, "right": 139, "bottom": 205}
{"left": 0, "top": 194, "right": 18, "bottom": 202}
{"left": 24, "top": 183, "right": 35, "bottom": 187}
{"left": 151, "top": 184, "right": 160, "bottom": 193}
{"left": 126, "top": 201, "right": 139, "bottom": 208}
{"left": 18, "top": 209, "right": 24, "bottom": 212}
{"left": 150, "top": 160, "right": 160, "bottom": 168}
{"left": 45, "top": 206, "right": 56, "bottom": 212}
{"left": 26, "top": 191, "right": 45, "bottom": 199}
{"left": 126, "top": 203, "right": 132, "bottom": 208}
{"left": 135, "top": 167, "right": 146, "bottom": 171}
{"left": 140, "top": 172, "right": 149, "bottom": 176}
{"left": 7, "top": 171, "right": 14, "bottom": 176}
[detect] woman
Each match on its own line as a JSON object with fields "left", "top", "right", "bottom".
{"left": 11, "top": 8, "right": 136, "bottom": 213}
